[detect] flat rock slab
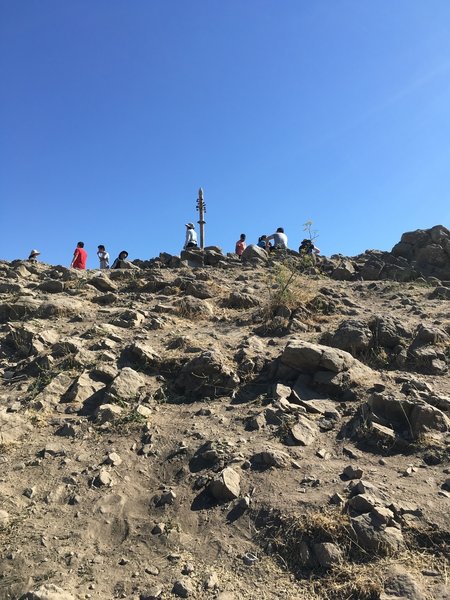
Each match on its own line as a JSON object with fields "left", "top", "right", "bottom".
{"left": 0, "top": 410, "right": 33, "bottom": 444}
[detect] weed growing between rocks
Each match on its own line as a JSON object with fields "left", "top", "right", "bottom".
{"left": 252, "top": 506, "right": 449, "bottom": 600}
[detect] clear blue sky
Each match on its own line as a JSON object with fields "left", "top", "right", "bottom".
{"left": 1, "top": 0, "right": 449, "bottom": 267}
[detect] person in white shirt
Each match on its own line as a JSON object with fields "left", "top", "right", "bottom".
{"left": 267, "top": 227, "right": 288, "bottom": 250}
{"left": 97, "top": 245, "right": 110, "bottom": 269}
{"left": 184, "top": 223, "right": 198, "bottom": 249}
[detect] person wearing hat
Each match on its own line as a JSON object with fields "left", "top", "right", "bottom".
{"left": 28, "top": 249, "right": 41, "bottom": 263}
{"left": 111, "top": 250, "right": 139, "bottom": 269}
{"left": 184, "top": 222, "right": 198, "bottom": 249}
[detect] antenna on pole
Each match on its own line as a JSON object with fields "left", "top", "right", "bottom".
{"left": 196, "top": 187, "right": 206, "bottom": 249}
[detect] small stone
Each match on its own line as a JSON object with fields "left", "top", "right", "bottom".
{"left": 23, "top": 486, "right": 36, "bottom": 498}
{"left": 182, "top": 562, "right": 195, "bottom": 575}
{"left": 119, "top": 557, "right": 129, "bottom": 565}
{"left": 105, "top": 452, "right": 122, "bottom": 466}
{"left": 92, "top": 469, "right": 113, "bottom": 488}
{"left": 442, "top": 478, "right": 450, "bottom": 491}
{"left": 145, "top": 565, "right": 160, "bottom": 576}
{"left": 313, "top": 542, "right": 343, "bottom": 568}
{"left": 209, "top": 467, "right": 240, "bottom": 501}
{"left": 152, "top": 522, "right": 166, "bottom": 535}
{"left": 167, "top": 553, "right": 181, "bottom": 562}
{"left": 342, "top": 465, "right": 364, "bottom": 480}
{"left": 140, "top": 586, "right": 163, "bottom": 600}
{"left": 329, "top": 492, "right": 344, "bottom": 506}
{"left": 317, "top": 448, "right": 331, "bottom": 460}
{"left": 0, "top": 510, "right": 9, "bottom": 526}
{"left": 137, "top": 404, "right": 152, "bottom": 418}
{"left": 204, "top": 571, "right": 219, "bottom": 590}
{"left": 172, "top": 579, "right": 194, "bottom": 598}
{"left": 156, "top": 490, "right": 176, "bottom": 506}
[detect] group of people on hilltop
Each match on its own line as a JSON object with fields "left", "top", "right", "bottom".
{"left": 233, "top": 227, "right": 320, "bottom": 258}
{"left": 27, "top": 243, "right": 138, "bottom": 270}
{"left": 27, "top": 224, "right": 320, "bottom": 269}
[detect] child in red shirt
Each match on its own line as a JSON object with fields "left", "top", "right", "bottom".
{"left": 71, "top": 241, "right": 87, "bottom": 269}
{"left": 235, "top": 233, "right": 246, "bottom": 258}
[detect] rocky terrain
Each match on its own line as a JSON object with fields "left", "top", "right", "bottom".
{"left": 0, "top": 225, "right": 449, "bottom": 600}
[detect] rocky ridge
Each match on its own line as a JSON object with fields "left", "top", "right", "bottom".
{"left": 0, "top": 226, "right": 449, "bottom": 600}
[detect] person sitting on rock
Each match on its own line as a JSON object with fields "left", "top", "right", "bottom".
{"left": 257, "top": 235, "right": 271, "bottom": 250}
{"left": 267, "top": 227, "right": 288, "bottom": 250}
{"left": 111, "top": 250, "right": 139, "bottom": 269}
{"left": 71, "top": 241, "right": 87, "bottom": 270}
{"left": 299, "top": 239, "right": 320, "bottom": 255}
{"left": 184, "top": 223, "right": 198, "bottom": 249}
{"left": 28, "top": 249, "right": 41, "bottom": 263}
{"left": 235, "top": 233, "right": 246, "bottom": 258}
{"left": 97, "top": 245, "right": 110, "bottom": 269}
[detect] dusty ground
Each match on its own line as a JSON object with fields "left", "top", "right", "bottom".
{"left": 0, "top": 258, "right": 449, "bottom": 600}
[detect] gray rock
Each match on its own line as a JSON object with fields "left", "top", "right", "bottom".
{"left": 209, "top": 467, "right": 241, "bottom": 501}
{"left": 327, "top": 319, "right": 372, "bottom": 354}
{"left": 342, "top": 465, "right": 363, "bottom": 480}
{"left": 92, "top": 468, "right": 114, "bottom": 487}
{"left": 0, "top": 509, "right": 10, "bottom": 526}
{"left": 62, "top": 372, "right": 105, "bottom": 405}
{"left": 225, "top": 291, "right": 259, "bottom": 308}
{"left": 95, "top": 403, "right": 124, "bottom": 424}
{"left": 241, "top": 244, "right": 269, "bottom": 263}
{"left": 368, "top": 393, "right": 449, "bottom": 438}
{"left": 140, "top": 586, "right": 163, "bottom": 600}
{"left": 105, "top": 367, "right": 145, "bottom": 403}
{"left": 172, "top": 579, "right": 194, "bottom": 598}
{"left": 251, "top": 449, "right": 290, "bottom": 468}
{"left": 38, "top": 280, "right": 65, "bottom": 293}
{"left": 204, "top": 572, "right": 219, "bottom": 590}
{"left": 331, "top": 260, "right": 356, "bottom": 281}
{"left": 176, "top": 295, "right": 214, "bottom": 318}
{"left": 185, "top": 281, "right": 214, "bottom": 299}
{"left": 89, "top": 275, "right": 118, "bottom": 292}
{"left": 111, "top": 309, "right": 145, "bottom": 328}
{"left": 20, "top": 584, "right": 75, "bottom": 599}
{"left": 368, "top": 315, "right": 411, "bottom": 348}
{"left": 350, "top": 514, "right": 404, "bottom": 555}
{"left": 288, "top": 415, "right": 318, "bottom": 446}
{"left": 175, "top": 351, "right": 239, "bottom": 399}
{"left": 382, "top": 567, "right": 426, "bottom": 600}
{"left": 313, "top": 542, "right": 343, "bottom": 568}
{"left": 0, "top": 410, "right": 33, "bottom": 444}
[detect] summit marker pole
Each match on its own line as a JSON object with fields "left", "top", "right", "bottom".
{"left": 196, "top": 187, "right": 206, "bottom": 249}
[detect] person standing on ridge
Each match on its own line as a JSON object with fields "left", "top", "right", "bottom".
{"left": 235, "top": 233, "right": 246, "bottom": 258}
{"left": 184, "top": 223, "right": 198, "bottom": 249}
{"left": 267, "top": 227, "right": 288, "bottom": 250}
{"left": 71, "top": 241, "right": 87, "bottom": 270}
{"left": 97, "top": 245, "right": 110, "bottom": 269}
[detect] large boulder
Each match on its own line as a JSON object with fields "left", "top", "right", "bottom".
{"left": 350, "top": 514, "right": 404, "bottom": 555}
{"left": 367, "top": 393, "right": 450, "bottom": 438}
{"left": 325, "top": 319, "right": 372, "bottom": 355}
{"left": 241, "top": 245, "right": 269, "bottom": 263}
{"left": 175, "top": 351, "right": 240, "bottom": 399}
{"left": 104, "top": 367, "right": 145, "bottom": 403}
{"left": 280, "top": 340, "right": 375, "bottom": 400}
{"left": 391, "top": 225, "right": 450, "bottom": 280}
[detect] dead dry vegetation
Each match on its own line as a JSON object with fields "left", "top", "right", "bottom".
{"left": 0, "top": 250, "right": 449, "bottom": 600}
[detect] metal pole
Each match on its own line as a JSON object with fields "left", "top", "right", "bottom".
{"left": 196, "top": 187, "right": 206, "bottom": 249}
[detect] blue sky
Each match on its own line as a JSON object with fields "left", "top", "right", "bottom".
{"left": 1, "top": 0, "right": 449, "bottom": 267}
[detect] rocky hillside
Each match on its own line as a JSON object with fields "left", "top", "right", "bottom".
{"left": 0, "top": 226, "right": 449, "bottom": 600}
